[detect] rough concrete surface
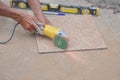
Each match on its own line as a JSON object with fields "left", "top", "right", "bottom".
{"left": 0, "top": 0, "right": 120, "bottom": 80}
{"left": 86, "top": 0, "right": 120, "bottom": 14}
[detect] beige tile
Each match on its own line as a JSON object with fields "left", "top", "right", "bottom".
{"left": 36, "top": 15, "right": 107, "bottom": 53}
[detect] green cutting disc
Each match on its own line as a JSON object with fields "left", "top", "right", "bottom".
{"left": 54, "top": 36, "right": 67, "bottom": 49}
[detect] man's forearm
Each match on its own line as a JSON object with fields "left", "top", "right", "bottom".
{"left": 27, "top": 0, "right": 49, "bottom": 25}
{"left": 0, "top": 1, "right": 22, "bottom": 21}
{"left": 27, "top": 0, "right": 44, "bottom": 17}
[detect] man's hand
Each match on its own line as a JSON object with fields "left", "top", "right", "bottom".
{"left": 18, "top": 13, "right": 38, "bottom": 32}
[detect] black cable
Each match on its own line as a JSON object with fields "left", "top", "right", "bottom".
{"left": 0, "top": 22, "right": 20, "bottom": 44}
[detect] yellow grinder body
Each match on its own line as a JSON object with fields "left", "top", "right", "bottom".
{"left": 43, "top": 25, "right": 61, "bottom": 39}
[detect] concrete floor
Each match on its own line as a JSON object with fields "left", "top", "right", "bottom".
{"left": 0, "top": 0, "right": 120, "bottom": 80}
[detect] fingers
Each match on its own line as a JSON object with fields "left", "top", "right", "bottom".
{"left": 20, "top": 14, "right": 50, "bottom": 32}
{"left": 20, "top": 16, "right": 38, "bottom": 32}
{"left": 25, "top": 24, "right": 35, "bottom": 32}
{"left": 21, "top": 21, "right": 35, "bottom": 32}
{"left": 36, "top": 15, "right": 50, "bottom": 27}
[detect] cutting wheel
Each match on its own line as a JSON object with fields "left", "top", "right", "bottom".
{"left": 54, "top": 35, "right": 67, "bottom": 49}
